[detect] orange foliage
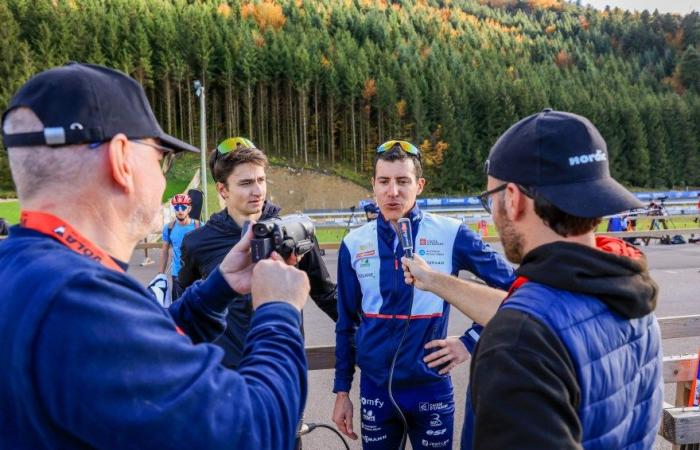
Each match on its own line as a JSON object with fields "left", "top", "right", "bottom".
{"left": 396, "top": 99, "right": 407, "bottom": 118}
{"left": 419, "top": 137, "right": 448, "bottom": 168}
{"left": 527, "top": 0, "right": 562, "bottom": 10}
{"left": 545, "top": 24, "right": 556, "bottom": 34}
{"left": 554, "top": 49, "right": 573, "bottom": 69}
{"left": 440, "top": 8, "right": 451, "bottom": 22}
{"left": 363, "top": 79, "right": 377, "bottom": 101}
{"left": 665, "top": 29, "right": 684, "bottom": 51}
{"left": 420, "top": 46, "right": 432, "bottom": 60}
{"left": 241, "top": 1, "right": 286, "bottom": 32}
{"left": 217, "top": 3, "right": 232, "bottom": 18}
{"left": 578, "top": 15, "right": 589, "bottom": 31}
{"left": 392, "top": 3, "right": 401, "bottom": 12}
{"left": 321, "top": 55, "right": 331, "bottom": 68}
{"left": 662, "top": 72, "right": 685, "bottom": 95}
{"left": 241, "top": 3, "right": 255, "bottom": 19}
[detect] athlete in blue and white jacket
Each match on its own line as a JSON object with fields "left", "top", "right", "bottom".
{"left": 332, "top": 141, "right": 515, "bottom": 450}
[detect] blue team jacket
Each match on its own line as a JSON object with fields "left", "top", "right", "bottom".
{"left": 0, "top": 226, "right": 307, "bottom": 450}
{"left": 334, "top": 206, "right": 514, "bottom": 392}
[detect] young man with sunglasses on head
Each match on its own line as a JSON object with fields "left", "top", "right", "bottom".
{"left": 403, "top": 110, "right": 663, "bottom": 449}
{"left": 332, "top": 140, "right": 514, "bottom": 450}
{"left": 158, "top": 194, "right": 201, "bottom": 300}
{"left": 0, "top": 63, "right": 310, "bottom": 449}
{"left": 178, "top": 137, "right": 338, "bottom": 368}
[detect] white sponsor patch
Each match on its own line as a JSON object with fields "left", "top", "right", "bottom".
{"left": 361, "top": 397, "right": 384, "bottom": 408}
{"left": 568, "top": 149, "right": 607, "bottom": 166}
{"left": 419, "top": 401, "right": 449, "bottom": 412}
{"left": 426, "top": 428, "right": 447, "bottom": 436}
{"left": 429, "top": 413, "right": 443, "bottom": 427}
{"left": 363, "top": 434, "right": 387, "bottom": 443}
{"left": 421, "top": 438, "right": 450, "bottom": 448}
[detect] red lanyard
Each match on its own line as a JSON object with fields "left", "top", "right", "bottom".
{"left": 20, "top": 210, "right": 124, "bottom": 273}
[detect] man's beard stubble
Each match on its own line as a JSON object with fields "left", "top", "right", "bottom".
{"left": 495, "top": 199, "right": 525, "bottom": 264}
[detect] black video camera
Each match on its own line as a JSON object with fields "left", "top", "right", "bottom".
{"left": 251, "top": 214, "right": 316, "bottom": 262}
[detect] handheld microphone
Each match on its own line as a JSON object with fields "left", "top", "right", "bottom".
{"left": 398, "top": 217, "right": 413, "bottom": 259}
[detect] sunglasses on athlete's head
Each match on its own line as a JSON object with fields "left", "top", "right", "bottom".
{"left": 478, "top": 183, "right": 533, "bottom": 214}
{"left": 172, "top": 204, "right": 189, "bottom": 212}
{"left": 89, "top": 138, "right": 175, "bottom": 174}
{"left": 213, "top": 137, "right": 257, "bottom": 164}
{"left": 376, "top": 140, "right": 421, "bottom": 159}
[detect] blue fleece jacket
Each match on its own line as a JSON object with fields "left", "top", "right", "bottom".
{"left": 0, "top": 226, "right": 307, "bottom": 449}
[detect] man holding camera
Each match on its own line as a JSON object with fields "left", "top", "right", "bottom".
{"left": 0, "top": 63, "right": 309, "bottom": 449}
{"left": 178, "top": 137, "right": 338, "bottom": 368}
{"left": 403, "top": 110, "right": 663, "bottom": 449}
{"left": 332, "top": 140, "right": 514, "bottom": 449}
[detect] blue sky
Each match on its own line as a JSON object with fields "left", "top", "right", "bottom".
{"left": 579, "top": 0, "right": 697, "bottom": 14}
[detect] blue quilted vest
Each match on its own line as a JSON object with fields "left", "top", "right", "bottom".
{"left": 499, "top": 282, "right": 663, "bottom": 449}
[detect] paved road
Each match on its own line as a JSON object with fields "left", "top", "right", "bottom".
{"left": 128, "top": 242, "right": 700, "bottom": 450}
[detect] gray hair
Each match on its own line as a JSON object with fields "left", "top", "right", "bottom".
{"left": 3, "top": 108, "right": 103, "bottom": 202}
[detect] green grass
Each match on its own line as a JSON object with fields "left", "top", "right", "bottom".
{"left": 163, "top": 152, "right": 201, "bottom": 202}
{"left": 0, "top": 200, "right": 20, "bottom": 224}
{"left": 316, "top": 227, "right": 348, "bottom": 244}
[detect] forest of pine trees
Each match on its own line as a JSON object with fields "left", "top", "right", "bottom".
{"left": 1, "top": 0, "right": 699, "bottom": 194}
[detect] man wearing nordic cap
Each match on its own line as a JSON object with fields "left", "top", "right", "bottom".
{"left": 402, "top": 109, "right": 663, "bottom": 449}
{"left": 0, "top": 62, "right": 309, "bottom": 450}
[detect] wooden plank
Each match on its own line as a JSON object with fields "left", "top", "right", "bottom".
{"left": 304, "top": 340, "right": 700, "bottom": 374}
{"left": 659, "top": 315, "right": 700, "bottom": 340}
{"left": 661, "top": 406, "right": 700, "bottom": 445}
{"left": 134, "top": 242, "right": 162, "bottom": 250}
{"left": 306, "top": 345, "right": 335, "bottom": 371}
{"left": 663, "top": 355, "right": 699, "bottom": 384}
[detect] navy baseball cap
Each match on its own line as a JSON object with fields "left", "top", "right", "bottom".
{"left": 485, "top": 109, "right": 643, "bottom": 218}
{"left": 2, "top": 62, "right": 198, "bottom": 153}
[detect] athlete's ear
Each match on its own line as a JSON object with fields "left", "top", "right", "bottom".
{"left": 106, "top": 134, "right": 134, "bottom": 194}
{"left": 416, "top": 177, "right": 426, "bottom": 196}
{"left": 216, "top": 181, "right": 228, "bottom": 200}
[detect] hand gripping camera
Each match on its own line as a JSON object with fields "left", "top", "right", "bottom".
{"left": 251, "top": 214, "right": 316, "bottom": 262}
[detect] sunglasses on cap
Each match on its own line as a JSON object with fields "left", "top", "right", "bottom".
{"left": 172, "top": 204, "right": 189, "bottom": 212}
{"left": 376, "top": 140, "right": 421, "bottom": 158}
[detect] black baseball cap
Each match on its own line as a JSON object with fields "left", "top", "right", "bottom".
{"left": 485, "top": 109, "right": 642, "bottom": 218}
{"left": 2, "top": 62, "right": 198, "bottom": 153}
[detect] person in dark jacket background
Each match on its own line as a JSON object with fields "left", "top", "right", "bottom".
{"left": 403, "top": 110, "right": 663, "bottom": 449}
{"left": 179, "top": 137, "right": 338, "bottom": 368}
{"left": 0, "top": 63, "right": 310, "bottom": 450}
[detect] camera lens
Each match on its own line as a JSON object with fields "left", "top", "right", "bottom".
{"left": 253, "top": 222, "right": 274, "bottom": 237}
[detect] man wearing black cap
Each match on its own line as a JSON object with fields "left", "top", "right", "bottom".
{"left": 0, "top": 63, "right": 309, "bottom": 449}
{"left": 403, "top": 110, "right": 662, "bottom": 449}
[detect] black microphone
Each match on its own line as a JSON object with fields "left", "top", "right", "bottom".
{"left": 398, "top": 217, "right": 413, "bottom": 259}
